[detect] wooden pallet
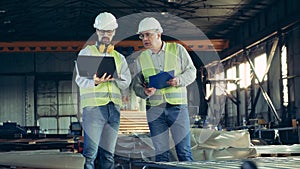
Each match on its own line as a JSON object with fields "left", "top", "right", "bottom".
{"left": 119, "top": 110, "right": 149, "bottom": 134}
{"left": 254, "top": 144, "right": 300, "bottom": 157}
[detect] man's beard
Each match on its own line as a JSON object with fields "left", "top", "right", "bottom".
{"left": 100, "top": 36, "right": 111, "bottom": 44}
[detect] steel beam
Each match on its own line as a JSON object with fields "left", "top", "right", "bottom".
{"left": 0, "top": 39, "right": 228, "bottom": 53}
{"left": 245, "top": 47, "right": 281, "bottom": 123}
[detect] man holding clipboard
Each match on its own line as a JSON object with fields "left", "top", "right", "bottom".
{"left": 74, "top": 12, "right": 131, "bottom": 169}
{"left": 132, "top": 17, "right": 196, "bottom": 162}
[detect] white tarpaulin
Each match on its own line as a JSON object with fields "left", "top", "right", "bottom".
{"left": 116, "top": 128, "right": 256, "bottom": 161}
{"left": 187, "top": 128, "right": 257, "bottom": 160}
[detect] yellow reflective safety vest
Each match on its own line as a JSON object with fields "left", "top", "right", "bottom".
{"left": 139, "top": 42, "right": 187, "bottom": 106}
{"left": 79, "top": 45, "right": 122, "bottom": 108}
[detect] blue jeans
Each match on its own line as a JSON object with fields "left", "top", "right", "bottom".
{"left": 146, "top": 104, "right": 194, "bottom": 162}
{"left": 82, "top": 102, "right": 120, "bottom": 169}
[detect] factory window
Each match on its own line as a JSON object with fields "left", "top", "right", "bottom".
{"left": 281, "top": 45, "right": 288, "bottom": 106}
{"left": 205, "top": 82, "right": 212, "bottom": 100}
{"left": 226, "top": 67, "right": 237, "bottom": 91}
{"left": 36, "top": 79, "right": 78, "bottom": 134}
{"left": 215, "top": 72, "right": 225, "bottom": 96}
{"left": 239, "top": 62, "right": 251, "bottom": 88}
{"left": 206, "top": 72, "right": 225, "bottom": 97}
{"left": 254, "top": 53, "right": 267, "bottom": 83}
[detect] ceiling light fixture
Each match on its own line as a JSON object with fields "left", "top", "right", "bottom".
{"left": 167, "top": 0, "right": 176, "bottom": 3}
{"left": 4, "top": 20, "right": 11, "bottom": 24}
{"left": 161, "top": 9, "right": 168, "bottom": 15}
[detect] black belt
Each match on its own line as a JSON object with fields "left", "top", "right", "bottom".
{"left": 152, "top": 102, "right": 179, "bottom": 108}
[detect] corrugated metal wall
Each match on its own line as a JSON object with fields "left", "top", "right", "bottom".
{"left": 0, "top": 76, "right": 26, "bottom": 125}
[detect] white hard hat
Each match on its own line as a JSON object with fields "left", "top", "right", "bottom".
{"left": 137, "top": 17, "right": 163, "bottom": 34}
{"left": 93, "top": 12, "right": 118, "bottom": 30}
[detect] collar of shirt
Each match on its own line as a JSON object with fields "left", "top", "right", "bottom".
{"left": 146, "top": 42, "right": 166, "bottom": 71}
{"left": 95, "top": 41, "right": 100, "bottom": 48}
{"left": 148, "top": 41, "right": 166, "bottom": 55}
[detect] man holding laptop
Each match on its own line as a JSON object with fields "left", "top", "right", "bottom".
{"left": 75, "top": 12, "right": 131, "bottom": 169}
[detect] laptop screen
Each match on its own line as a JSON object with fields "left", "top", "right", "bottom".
{"left": 76, "top": 55, "right": 117, "bottom": 78}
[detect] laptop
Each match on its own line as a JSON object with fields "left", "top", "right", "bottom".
{"left": 76, "top": 55, "right": 118, "bottom": 78}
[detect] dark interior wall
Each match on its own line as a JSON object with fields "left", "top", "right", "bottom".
{"left": 0, "top": 52, "right": 77, "bottom": 74}
{"left": 35, "top": 52, "right": 77, "bottom": 73}
{"left": 0, "top": 53, "right": 35, "bottom": 74}
{"left": 0, "top": 76, "right": 26, "bottom": 125}
{"left": 0, "top": 52, "right": 77, "bottom": 126}
{"left": 0, "top": 53, "right": 34, "bottom": 126}
{"left": 287, "top": 26, "right": 300, "bottom": 119}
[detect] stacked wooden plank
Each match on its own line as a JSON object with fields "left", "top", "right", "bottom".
{"left": 119, "top": 111, "right": 149, "bottom": 134}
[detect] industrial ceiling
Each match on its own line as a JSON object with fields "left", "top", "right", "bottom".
{"left": 0, "top": 0, "right": 277, "bottom": 42}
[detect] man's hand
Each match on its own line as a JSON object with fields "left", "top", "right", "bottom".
{"left": 167, "top": 77, "right": 179, "bottom": 87}
{"left": 144, "top": 87, "right": 156, "bottom": 96}
{"left": 94, "top": 73, "right": 114, "bottom": 85}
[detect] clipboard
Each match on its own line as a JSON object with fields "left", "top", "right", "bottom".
{"left": 148, "top": 70, "right": 175, "bottom": 89}
{"left": 76, "top": 55, "right": 118, "bottom": 78}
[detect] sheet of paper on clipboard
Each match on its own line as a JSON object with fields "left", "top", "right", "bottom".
{"left": 148, "top": 70, "right": 175, "bottom": 89}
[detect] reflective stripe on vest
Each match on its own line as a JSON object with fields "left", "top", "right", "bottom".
{"left": 79, "top": 45, "right": 122, "bottom": 108}
{"left": 139, "top": 42, "right": 187, "bottom": 106}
